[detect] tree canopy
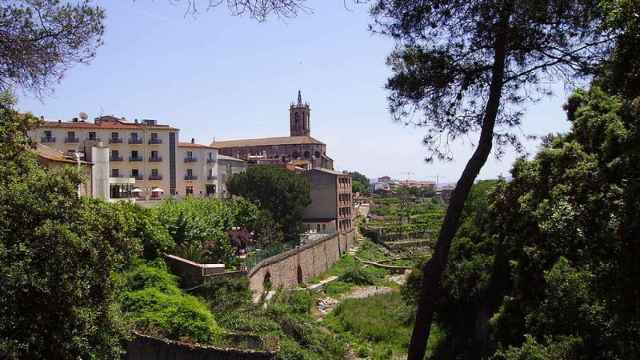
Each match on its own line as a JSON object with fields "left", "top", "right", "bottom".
{"left": 227, "top": 165, "right": 311, "bottom": 242}
{"left": 370, "top": 0, "right": 618, "bottom": 357}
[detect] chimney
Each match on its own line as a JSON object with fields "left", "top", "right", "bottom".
{"left": 191, "top": 138, "right": 195, "bottom": 144}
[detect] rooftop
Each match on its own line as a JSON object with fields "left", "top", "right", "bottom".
{"left": 211, "top": 135, "right": 324, "bottom": 148}
{"left": 178, "top": 141, "right": 218, "bottom": 149}
{"left": 33, "top": 143, "right": 91, "bottom": 165}
{"left": 39, "top": 115, "right": 178, "bottom": 130}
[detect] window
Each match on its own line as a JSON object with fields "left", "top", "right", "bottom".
{"left": 186, "top": 185, "right": 194, "bottom": 196}
{"left": 151, "top": 168, "right": 159, "bottom": 176}
{"left": 111, "top": 169, "right": 119, "bottom": 177}
{"left": 131, "top": 150, "right": 138, "bottom": 158}
{"left": 112, "top": 150, "right": 119, "bottom": 157}
{"left": 304, "top": 151, "right": 310, "bottom": 159}
{"left": 314, "top": 151, "right": 320, "bottom": 158}
{"left": 187, "top": 169, "right": 193, "bottom": 177}
{"left": 131, "top": 132, "right": 138, "bottom": 140}
{"left": 131, "top": 169, "right": 139, "bottom": 177}
{"left": 206, "top": 184, "right": 216, "bottom": 196}
{"left": 44, "top": 130, "right": 52, "bottom": 137}
{"left": 151, "top": 150, "right": 158, "bottom": 159}
{"left": 88, "top": 132, "right": 96, "bottom": 140}
{"left": 151, "top": 133, "right": 158, "bottom": 140}
{"left": 187, "top": 151, "right": 193, "bottom": 158}
{"left": 68, "top": 131, "right": 75, "bottom": 138}
{"left": 111, "top": 132, "right": 118, "bottom": 140}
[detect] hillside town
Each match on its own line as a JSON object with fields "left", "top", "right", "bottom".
{"left": 2, "top": 1, "right": 640, "bottom": 360}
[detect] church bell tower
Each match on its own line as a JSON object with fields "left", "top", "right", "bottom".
{"left": 290, "top": 90, "right": 311, "bottom": 137}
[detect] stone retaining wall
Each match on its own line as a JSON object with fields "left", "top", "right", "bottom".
{"left": 126, "top": 333, "right": 276, "bottom": 360}
{"left": 248, "top": 230, "right": 355, "bottom": 295}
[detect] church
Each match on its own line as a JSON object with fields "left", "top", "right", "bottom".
{"left": 210, "top": 91, "right": 334, "bottom": 170}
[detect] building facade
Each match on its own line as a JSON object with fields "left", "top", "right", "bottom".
{"left": 302, "top": 168, "right": 353, "bottom": 234}
{"left": 28, "top": 115, "right": 244, "bottom": 202}
{"left": 211, "top": 91, "right": 334, "bottom": 170}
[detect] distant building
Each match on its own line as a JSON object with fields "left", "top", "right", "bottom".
{"left": 302, "top": 168, "right": 353, "bottom": 234}
{"left": 378, "top": 176, "right": 392, "bottom": 183}
{"left": 217, "top": 154, "right": 247, "bottom": 198}
{"left": 211, "top": 91, "right": 334, "bottom": 170}
{"left": 33, "top": 143, "right": 94, "bottom": 197}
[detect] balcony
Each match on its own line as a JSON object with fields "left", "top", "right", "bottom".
{"left": 41, "top": 136, "right": 56, "bottom": 143}
{"left": 110, "top": 155, "right": 123, "bottom": 161}
{"left": 129, "top": 155, "right": 143, "bottom": 162}
{"left": 110, "top": 174, "right": 123, "bottom": 178}
{"left": 184, "top": 157, "right": 198, "bottom": 163}
{"left": 109, "top": 138, "right": 123, "bottom": 144}
{"left": 128, "top": 138, "right": 143, "bottom": 144}
{"left": 207, "top": 158, "right": 216, "bottom": 164}
{"left": 64, "top": 137, "right": 80, "bottom": 143}
{"left": 149, "top": 138, "right": 162, "bottom": 144}
{"left": 207, "top": 175, "right": 217, "bottom": 181}
{"left": 87, "top": 137, "right": 101, "bottom": 142}
{"left": 149, "top": 156, "right": 163, "bottom": 162}
{"left": 132, "top": 174, "right": 144, "bottom": 181}
{"left": 184, "top": 175, "right": 198, "bottom": 181}
{"left": 149, "top": 174, "right": 162, "bottom": 180}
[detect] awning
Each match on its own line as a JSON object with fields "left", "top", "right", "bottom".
{"left": 131, "top": 188, "right": 143, "bottom": 193}
{"left": 151, "top": 188, "right": 164, "bottom": 193}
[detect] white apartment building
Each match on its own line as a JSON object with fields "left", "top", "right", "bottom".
{"left": 28, "top": 115, "right": 245, "bottom": 202}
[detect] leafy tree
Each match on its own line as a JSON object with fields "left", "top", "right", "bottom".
{"left": 168, "top": 0, "right": 306, "bottom": 21}
{"left": 227, "top": 165, "right": 311, "bottom": 241}
{"left": 0, "top": 95, "right": 140, "bottom": 358}
{"left": 152, "top": 197, "right": 259, "bottom": 264}
{"left": 370, "top": 0, "right": 615, "bottom": 357}
{"left": 349, "top": 171, "right": 371, "bottom": 194}
{"left": 0, "top": 0, "right": 105, "bottom": 95}
{"left": 352, "top": 179, "right": 368, "bottom": 194}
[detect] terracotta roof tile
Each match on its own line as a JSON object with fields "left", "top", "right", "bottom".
{"left": 178, "top": 142, "right": 218, "bottom": 149}
{"left": 211, "top": 135, "right": 324, "bottom": 148}
{"left": 39, "top": 116, "right": 178, "bottom": 130}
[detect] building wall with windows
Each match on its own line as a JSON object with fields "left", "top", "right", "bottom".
{"left": 29, "top": 116, "right": 178, "bottom": 201}
{"left": 217, "top": 155, "right": 247, "bottom": 198}
{"left": 176, "top": 141, "right": 219, "bottom": 198}
{"left": 302, "top": 168, "right": 353, "bottom": 234}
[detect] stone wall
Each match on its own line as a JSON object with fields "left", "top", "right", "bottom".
{"left": 248, "top": 230, "right": 355, "bottom": 295}
{"left": 164, "top": 254, "right": 225, "bottom": 288}
{"left": 126, "top": 333, "right": 276, "bottom": 360}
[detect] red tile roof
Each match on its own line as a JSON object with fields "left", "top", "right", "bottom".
{"left": 39, "top": 116, "right": 178, "bottom": 130}
{"left": 33, "top": 143, "right": 91, "bottom": 165}
{"left": 211, "top": 135, "right": 324, "bottom": 148}
{"left": 178, "top": 142, "right": 218, "bottom": 149}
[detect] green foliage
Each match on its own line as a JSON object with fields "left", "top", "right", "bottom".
{"left": 227, "top": 165, "right": 311, "bottom": 241}
{"left": 153, "top": 197, "right": 259, "bottom": 264}
{"left": 113, "top": 202, "right": 174, "bottom": 260}
{"left": 118, "top": 262, "right": 221, "bottom": 344}
{"left": 192, "top": 277, "right": 253, "bottom": 313}
{"left": 430, "top": 85, "right": 640, "bottom": 359}
{"left": 352, "top": 179, "right": 368, "bottom": 194}
{"left": 0, "top": 96, "right": 135, "bottom": 358}
{"left": 325, "top": 291, "right": 442, "bottom": 359}
{"left": 0, "top": 1, "right": 105, "bottom": 94}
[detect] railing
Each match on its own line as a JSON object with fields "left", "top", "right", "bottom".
{"left": 128, "top": 138, "right": 143, "bottom": 144}
{"left": 184, "top": 175, "right": 198, "bottom": 180}
{"left": 129, "top": 155, "right": 143, "bottom": 161}
{"left": 41, "top": 137, "right": 56, "bottom": 143}
{"left": 109, "top": 138, "right": 123, "bottom": 144}
{"left": 207, "top": 158, "right": 216, "bottom": 164}
{"left": 207, "top": 175, "right": 217, "bottom": 181}
{"left": 110, "top": 155, "right": 123, "bottom": 161}
{"left": 184, "top": 157, "right": 198, "bottom": 163}
{"left": 149, "top": 138, "right": 162, "bottom": 144}
{"left": 244, "top": 240, "right": 299, "bottom": 271}
{"left": 149, "top": 156, "right": 163, "bottom": 162}
{"left": 149, "top": 174, "right": 162, "bottom": 180}
{"left": 64, "top": 137, "right": 79, "bottom": 143}
{"left": 132, "top": 174, "right": 144, "bottom": 180}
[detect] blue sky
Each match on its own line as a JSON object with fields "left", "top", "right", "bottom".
{"left": 18, "top": 0, "right": 576, "bottom": 183}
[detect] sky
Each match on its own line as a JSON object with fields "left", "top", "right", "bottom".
{"left": 18, "top": 0, "right": 578, "bottom": 184}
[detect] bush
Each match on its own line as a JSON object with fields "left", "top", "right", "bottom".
{"left": 193, "top": 277, "right": 252, "bottom": 313}
{"left": 118, "top": 262, "right": 221, "bottom": 344}
{"left": 121, "top": 287, "right": 221, "bottom": 343}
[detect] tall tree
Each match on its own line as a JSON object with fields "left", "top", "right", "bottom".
{"left": 227, "top": 165, "right": 311, "bottom": 242}
{"left": 168, "top": 0, "right": 307, "bottom": 21}
{"left": 370, "top": 1, "right": 614, "bottom": 358}
{"left": 0, "top": 0, "right": 105, "bottom": 95}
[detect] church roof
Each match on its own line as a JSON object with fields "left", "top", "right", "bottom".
{"left": 211, "top": 135, "right": 324, "bottom": 148}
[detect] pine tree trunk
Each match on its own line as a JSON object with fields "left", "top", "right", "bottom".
{"left": 406, "top": 19, "right": 509, "bottom": 360}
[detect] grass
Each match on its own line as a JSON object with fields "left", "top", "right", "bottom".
{"left": 324, "top": 291, "right": 443, "bottom": 359}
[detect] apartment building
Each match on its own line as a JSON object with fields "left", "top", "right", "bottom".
{"left": 29, "top": 115, "right": 246, "bottom": 202}
{"left": 30, "top": 115, "right": 178, "bottom": 201}
{"left": 177, "top": 140, "right": 220, "bottom": 198}
{"left": 302, "top": 168, "right": 353, "bottom": 234}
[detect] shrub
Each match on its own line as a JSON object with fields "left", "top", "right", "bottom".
{"left": 193, "top": 277, "right": 252, "bottom": 313}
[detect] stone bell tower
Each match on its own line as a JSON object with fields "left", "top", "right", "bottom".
{"left": 290, "top": 90, "right": 311, "bottom": 137}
